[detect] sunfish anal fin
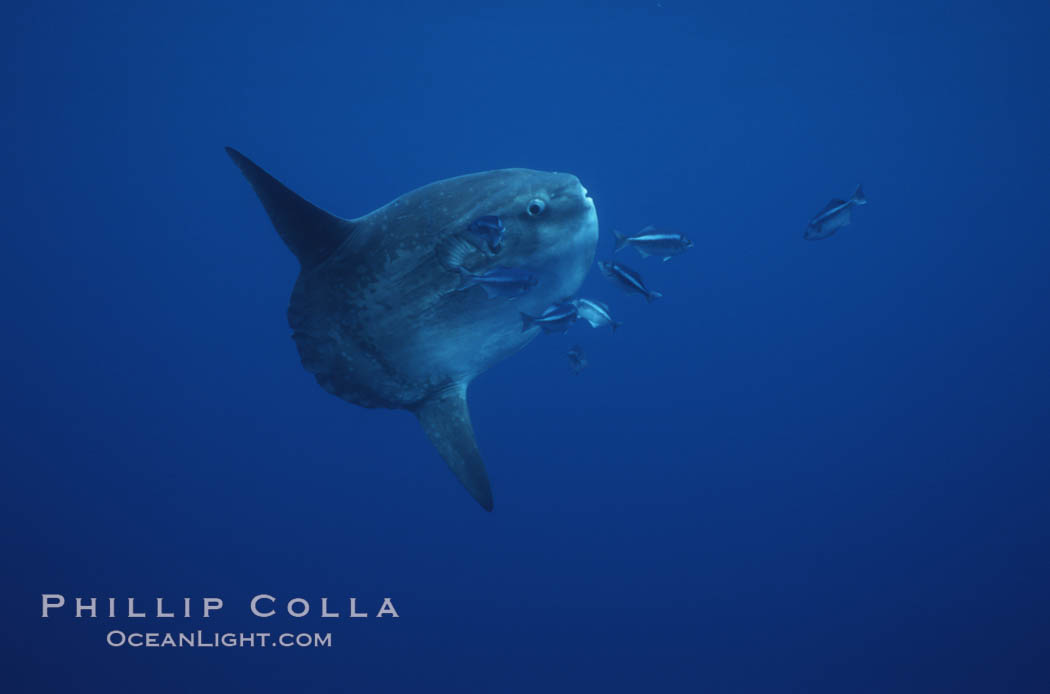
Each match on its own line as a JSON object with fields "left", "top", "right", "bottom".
{"left": 414, "top": 384, "right": 494, "bottom": 511}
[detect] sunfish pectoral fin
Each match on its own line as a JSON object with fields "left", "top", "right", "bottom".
{"left": 225, "top": 147, "right": 354, "bottom": 270}
{"left": 437, "top": 234, "right": 481, "bottom": 271}
{"left": 414, "top": 385, "right": 494, "bottom": 511}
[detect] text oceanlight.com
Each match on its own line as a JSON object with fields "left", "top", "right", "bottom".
{"left": 106, "top": 631, "right": 332, "bottom": 648}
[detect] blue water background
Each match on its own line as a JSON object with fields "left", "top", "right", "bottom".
{"left": 4, "top": 1, "right": 1049, "bottom": 691}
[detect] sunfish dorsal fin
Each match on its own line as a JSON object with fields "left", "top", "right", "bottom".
{"left": 225, "top": 147, "right": 354, "bottom": 269}
{"left": 414, "top": 384, "right": 493, "bottom": 511}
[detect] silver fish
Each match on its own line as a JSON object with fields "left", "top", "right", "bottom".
{"left": 465, "top": 215, "right": 505, "bottom": 254}
{"left": 804, "top": 185, "right": 867, "bottom": 240}
{"left": 598, "top": 260, "right": 662, "bottom": 303}
{"left": 456, "top": 266, "right": 538, "bottom": 299}
{"left": 613, "top": 226, "right": 693, "bottom": 261}
{"left": 573, "top": 297, "right": 622, "bottom": 332}
{"left": 436, "top": 216, "right": 506, "bottom": 269}
{"left": 521, "top": 301, "right": 578, "bottom": 333}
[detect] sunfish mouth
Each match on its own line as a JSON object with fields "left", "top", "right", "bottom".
{"left": 558, "top": 180, "right": 594, "bottom": 210}
{"left": 579, "top": 183, "right": 595, "bottom": 209}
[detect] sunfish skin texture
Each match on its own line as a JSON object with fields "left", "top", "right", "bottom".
{"left": 226, "top": 148, "right": 598, "bottom": 511}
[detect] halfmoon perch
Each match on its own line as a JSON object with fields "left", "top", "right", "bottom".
{"left": 226, "top": 148, "right": 598, "bottom": 511}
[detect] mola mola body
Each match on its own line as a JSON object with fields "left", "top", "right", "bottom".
{"left": 226, "top": 148, "right": 598, "bottom": 510}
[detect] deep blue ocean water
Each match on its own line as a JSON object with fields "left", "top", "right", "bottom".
{"left": 5, "top": 1, "right": 1050, "bottom": 691}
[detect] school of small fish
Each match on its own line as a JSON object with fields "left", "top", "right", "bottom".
{"left": 446, "top": 183, "right": 865, "bottom": 373}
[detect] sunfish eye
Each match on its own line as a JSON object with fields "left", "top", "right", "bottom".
{"left": 526, "top": 199, "right": 546, "bottom": 217}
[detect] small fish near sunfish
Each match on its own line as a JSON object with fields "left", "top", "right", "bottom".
{"left": 521, "top": 301, "right": 578, "bottom": 333}
{"left": 804, "top": 185, "right": 867, "bottom": 240}
{"left": 567, "top": 344, "right": 588, "bottom": 375}
{"left": 613, "top": 226, "right": 693, "bottom": 261}
{"left": 466, "top": 215, "right": 506, "bottom": 253}
{"left": 457, "top": 266, "right": 538, "bottom": 299}
{"left": 573, "top": 298, "right": 622, "bottom": 332}
{"left": 598, "top": 260, "right": 662, "bottom": 303}
{"left": 436, "top": 215, "right": 507, "bottom": 269}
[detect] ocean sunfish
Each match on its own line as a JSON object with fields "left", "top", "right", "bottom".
{"left": 804, "top": 185, "right": 867, "bottom": 240}
{"left": 226, "top": 148, "right": 598, "bottom": 510}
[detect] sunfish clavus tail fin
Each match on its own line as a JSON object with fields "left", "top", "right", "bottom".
{"left": 225, "top": 147, "right": 354, "bottom": 270}
{"left": 414, "top": 385, "right": 494, "bottom": 511}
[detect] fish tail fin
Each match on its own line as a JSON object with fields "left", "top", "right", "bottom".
{"left": 455, "top": 266, "right": 477, "bottom": 291}
{"left": 646, "top": 291, "right": 663, "bottom": 304}
{"left": 414, "top": 384, "right": 493, "bottom": 511}
{"left": 520, "top": 312, "right": 536, "bottom": 332}
{"left": 611, "top": 320, "right": 622, "bottom": 333}
{"left": 613, "top": 230, "right": 629, "bottom": 253}
{"left": 851, "top": 184, "right": 866, "bottom": 205}
{"left": 225, "top": 147, "right": 354, "bottom": 270}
